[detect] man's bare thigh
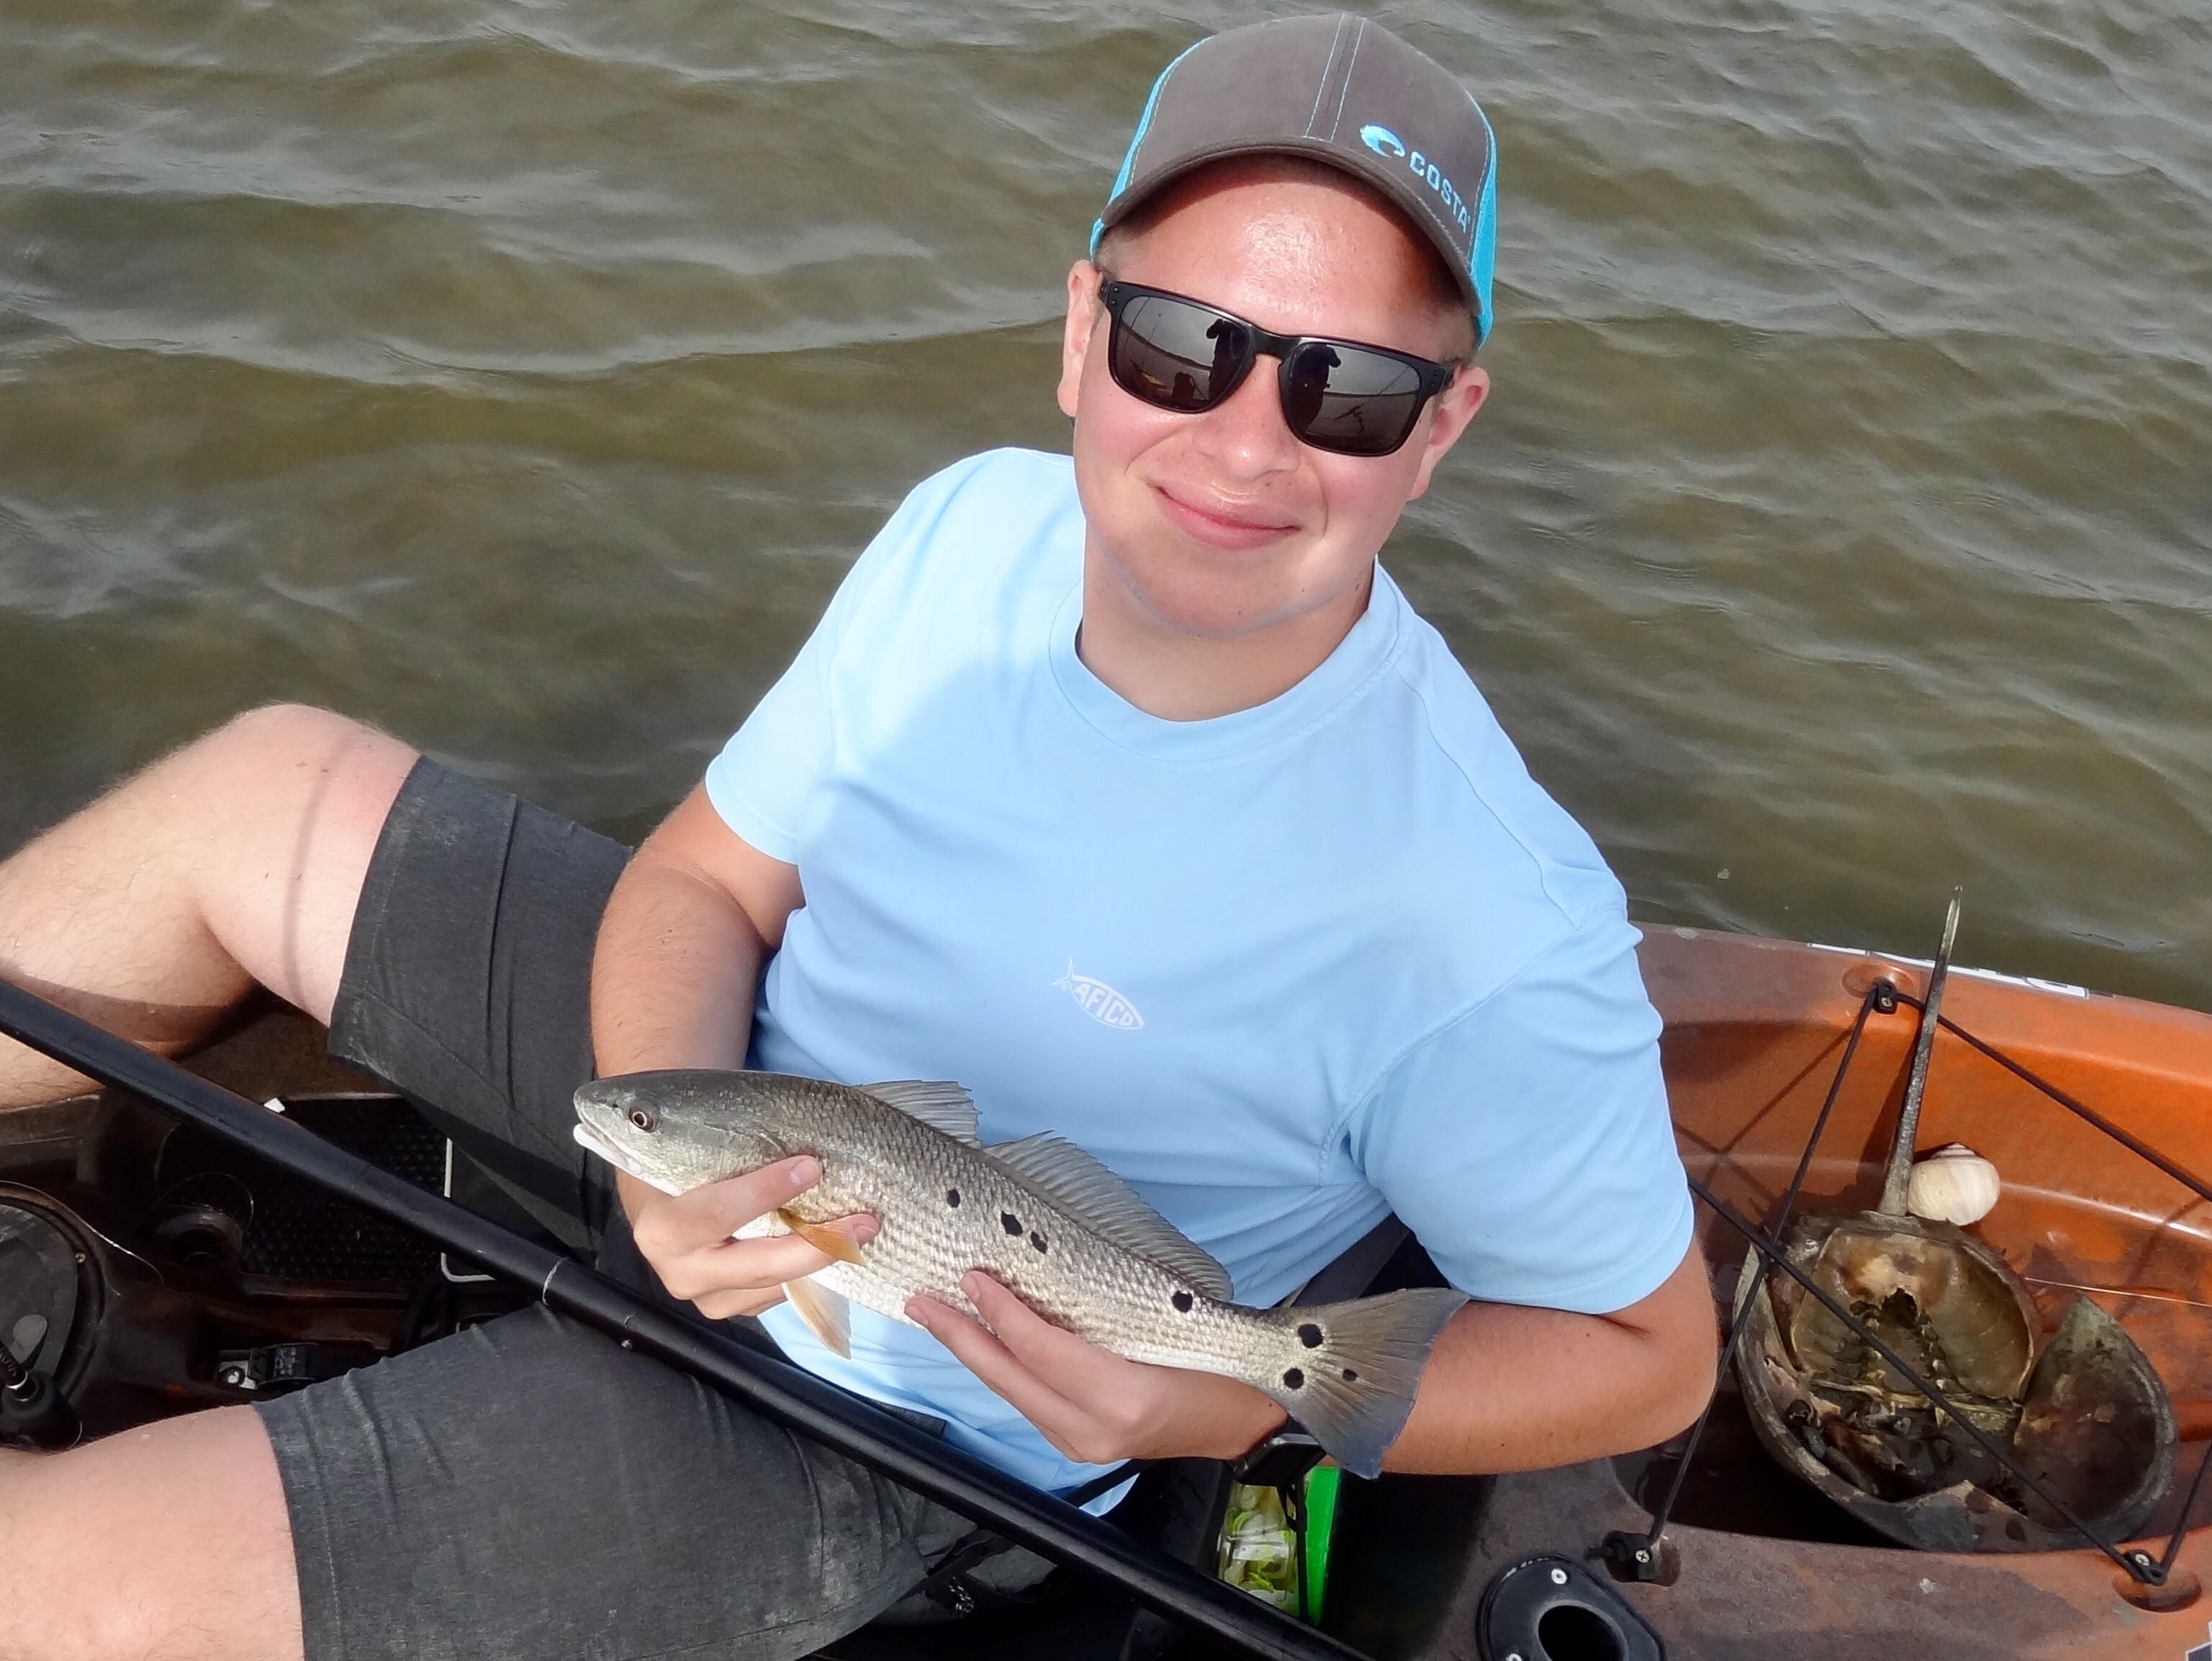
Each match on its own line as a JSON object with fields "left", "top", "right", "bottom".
{"left": 0, "top": 1404, "right": 302, "bottom": 1661}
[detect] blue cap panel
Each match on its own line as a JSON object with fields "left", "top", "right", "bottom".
{"left": 1468, "top": 101, "right": 1498, "bottom": 344}
{"left": 1090, "top": 39, "right": 1204, "bottom": 260}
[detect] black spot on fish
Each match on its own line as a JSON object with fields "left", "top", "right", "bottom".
{"left": 1001, "top": 1212, "right": 1022, "bottom": 1236}
{"left": 1282, "top": 1367, "right": 1304, "bottom": 1391}
{"left": 1030, "top": 1232, "right": 1048, "bottom": 1252}
{"left": 1171, "top": 1290, "right": 1193, "bottom": 1313}
{"left": 946, "top": 1188, "right": 960, "bottom": 1207}
{"left": 1296, "top": 1323, "right": 1322, "bottom": 1349}
{"left": 1342, "top": 1368, "right": 1358, "bottom": 1382}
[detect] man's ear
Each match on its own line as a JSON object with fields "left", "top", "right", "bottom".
{"left": 1057, "top": 259, "right": 1106, "bottom": 420}
{"left": 1404, "top": 363, "right": 1490, "bottom": 501}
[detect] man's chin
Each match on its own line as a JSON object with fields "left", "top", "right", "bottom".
{"left": 1088, "top": 510, "right": 1363, "bottom": 647}
{"left": 1110, "top": 567, "right": 1318, "bottom": 645}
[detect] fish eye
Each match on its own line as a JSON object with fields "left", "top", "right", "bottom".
{"left": 628, "top": 1107, "right": 656, "bottom": 1133}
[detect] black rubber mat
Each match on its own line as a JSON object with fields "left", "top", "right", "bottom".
{"left": 152, "top": 1096, "right": 443, "bottom": 1283}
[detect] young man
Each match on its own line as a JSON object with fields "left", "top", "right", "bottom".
{"left": 0, "top": 15, "right": 1713, "bottom": 1660}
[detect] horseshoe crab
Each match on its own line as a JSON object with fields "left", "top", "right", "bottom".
{"left": 1735, "top": 895, "right": 2177, "bottom": 1552}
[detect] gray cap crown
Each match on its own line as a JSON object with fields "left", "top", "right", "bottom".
{"left": 1092, "top": 14, "right": 1499, "bottom": 344}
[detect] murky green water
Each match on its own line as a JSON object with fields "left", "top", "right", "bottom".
{"left": 1, "top": 1, "right": 2206, "bottom": 1007}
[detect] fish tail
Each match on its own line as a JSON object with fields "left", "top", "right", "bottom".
{"left": 1255, "top": 1288, "right": 1468, "bottom": 1480}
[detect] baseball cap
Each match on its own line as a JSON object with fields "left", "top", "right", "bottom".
{"left": 1091, "top": 14, "right": 1499, "bottom": 346}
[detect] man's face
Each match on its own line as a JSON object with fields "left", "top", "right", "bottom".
{"left": 1058, "top": 165, "right": 1490, "bottom": 646}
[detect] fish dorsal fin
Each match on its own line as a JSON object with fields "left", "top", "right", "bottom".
{"left": 983, "top": 1133, "right": 1232, "bottom": 1301}
{"left": 862, "top": 1081, "right": 980, "bottom": 1145}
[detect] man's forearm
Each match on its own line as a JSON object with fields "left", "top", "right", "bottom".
{"left": 1383, "top": 1248, "right": 1717, "bottom": 1474}
{"left": 591, "top": 857, "right": 774, "bottom": 1229}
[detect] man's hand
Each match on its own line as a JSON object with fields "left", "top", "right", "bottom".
{"left": 906, "top": 1271, "right": 1286, "bottom": 1465}
{"left": 624, "top": 1157, "right": 877, "bottom": 1321}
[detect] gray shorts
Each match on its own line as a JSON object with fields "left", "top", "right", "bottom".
{"left": 257, "top": 760, "right": 991, "bottom": 1660}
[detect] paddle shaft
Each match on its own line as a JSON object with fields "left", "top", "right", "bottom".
{"left": 0, "top": 978, "right": 1368, "bottom": 1661}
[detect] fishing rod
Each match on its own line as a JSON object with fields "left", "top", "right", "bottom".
{"left": 0, "top": 976, "right": 1368, "bottom": 1661}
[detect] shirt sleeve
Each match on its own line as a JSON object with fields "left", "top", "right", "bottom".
{"left": 702, "top": 456, "right": 979, "bottom": 862}
{"left": 703, "top": 596, "right": 846, "bottom": 864}
{"left": 1347, "top": 906, "right": 1694, "bottom": 1315}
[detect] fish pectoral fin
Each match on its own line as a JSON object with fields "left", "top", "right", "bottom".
{"left": 783, "top": 1277, "right": 854, "bottom": 1359}
{"left": 777, "top": 1208, "right": 868, "bottom": 1267}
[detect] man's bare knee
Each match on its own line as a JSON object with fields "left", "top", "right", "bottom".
{"left": 207, "top": 701, "right": 374, "bottom": 752}
{"left": 0, "top": 1406, "right": 302, "bottom": 1661}
{"left": 186, "top": 704, "right": 399, "bottom": 797}
{"left": 174, "top": 705, "right": 417, "bottom": 1022}
{"left": 0, "top": 703, "right": 417, "bottom": 1105}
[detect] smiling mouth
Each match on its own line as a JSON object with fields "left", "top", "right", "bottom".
{"left": 1152, "top": 485, "right": 1297, "bottom": 549}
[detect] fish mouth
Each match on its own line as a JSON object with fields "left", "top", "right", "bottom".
{"left": 571, "top": 1121, "right": 681, "bottom": 1196}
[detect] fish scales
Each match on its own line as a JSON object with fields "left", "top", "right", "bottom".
{"left": 751, "top": 1078, "right": 1239, "bottom": 1364}
{"left": 574, "top": 1068, "right": 1467, "bottom": 1477}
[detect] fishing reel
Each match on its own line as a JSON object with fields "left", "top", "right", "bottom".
{"left": 0, "top": 1192, "right": 93, "bottom": 1449}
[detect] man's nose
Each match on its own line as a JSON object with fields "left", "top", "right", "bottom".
{"left": 1188, "top": 357, "right": 1301, "bottom": 481}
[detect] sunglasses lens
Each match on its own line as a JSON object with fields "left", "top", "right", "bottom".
{"left": 1109, "top": 293, "right": 1253, "bottom": 413}
{"left": 1282, "top": 341, "right": 1429, "bottom": 456}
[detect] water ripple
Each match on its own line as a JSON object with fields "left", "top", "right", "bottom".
{"left": 0, "top": 0, "right": 2207, "bottom": 1008}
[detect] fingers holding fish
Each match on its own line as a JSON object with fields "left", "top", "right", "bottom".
{"left": 908, "top": 1271, "right": 1287, "bottom": 1466}
{"left": 950, "top": 1267, "right": 1124, "bottom": 1387}
{"left": 627, "top": 1152, "right": 877, "bottom": 1314}
{"left": 656, "top": 1225, "right": 872, "bottom": 1304}
{"left": 632, "top": 1154, "right": 826, "bottom": 1257}
{"left": 688, "top": 1282, "right": 786, "bottom": 1321}
{"left": 646, "top": 1226, "right": 862, "bottom": 1319}
{"left": 905, "top": 1277, "right": 1086, "bottom": 1442}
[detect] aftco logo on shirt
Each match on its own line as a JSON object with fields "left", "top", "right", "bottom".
{"left": 1054, "top": 962, "right": 1143, "bottom": 1030}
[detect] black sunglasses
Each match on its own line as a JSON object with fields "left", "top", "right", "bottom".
{"left": 1096, "top": 278, "right": 1457, "bottom": 459}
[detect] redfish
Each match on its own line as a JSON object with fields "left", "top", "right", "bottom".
{"left": 575, "top": 1069, "right": 1465, "bottom": 1478}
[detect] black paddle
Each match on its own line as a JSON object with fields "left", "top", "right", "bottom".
{"left": 0, "top": 976, "right": 1367, "bottom": 1661}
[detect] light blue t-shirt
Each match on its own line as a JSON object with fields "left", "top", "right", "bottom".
{"left": 705, "top": 447, "right": 1692, "bottom": 1497}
